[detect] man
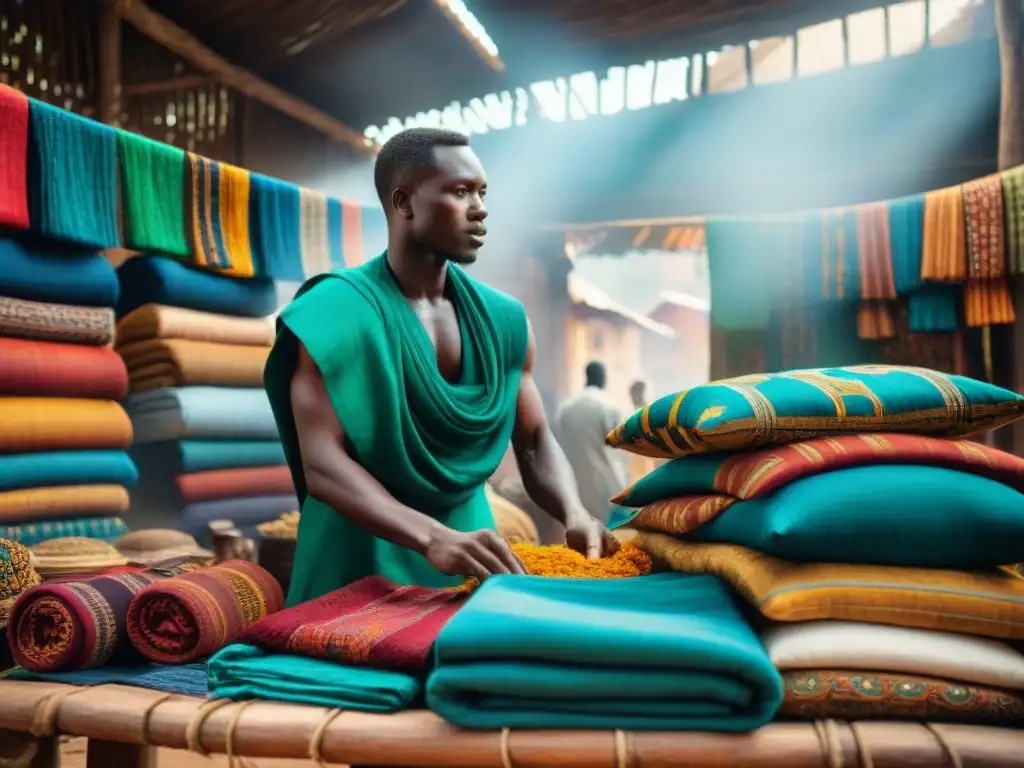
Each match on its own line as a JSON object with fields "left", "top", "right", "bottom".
{"left": 264, "top": 128, "right": 618, "bottom": 606}
{"left": 554, "top": 362, "right": 630, "bottom": 524}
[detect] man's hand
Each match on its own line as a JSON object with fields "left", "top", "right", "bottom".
{"left": 424, "top": 528, "right": 527, "bottom": 581}
{"left": 565, "top": 514, "right": 621, "bottom": 560}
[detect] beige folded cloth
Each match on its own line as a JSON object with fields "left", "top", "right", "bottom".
{"left": 116, "top": 303, "right": 274, "bottom": 347}
{"left": 117, "top": 338, "right": 271, "bottom": 393}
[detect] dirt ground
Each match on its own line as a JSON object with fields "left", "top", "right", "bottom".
{"left": 60, "top": 737, "right": 348, "bottom": 767}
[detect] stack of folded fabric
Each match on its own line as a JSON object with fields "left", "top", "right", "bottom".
{"left": 116, "top": 255, "right": 295, "bottom": 540}
{"left": 607, "top": 364, "right": 1024, "bottom": 726}
{"left": 0, "top": 237, "right": 135, "bottom": 546}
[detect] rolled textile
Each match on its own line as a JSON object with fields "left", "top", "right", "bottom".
{"left": 921, "top": 185, "right": 967, "bottom": 282}
{"left": 764, "top": 621, "right": 1024, "bottom": 690}
{"left": 236, "top": 576, "right": 464, "bottom": 674}
{"left": 636, "top": 465, "right": 1024, "bottom": 569}
{"left": 8, "top": 558, "right": 208, "bottom": 672}
{"left": 0, "top": 398, "right": 132, "bottom": 453}
{"left": 613, "top": 433, "right": 1024, "bottom": 506}
{"left": 426, "top": 573, "right": 784, "bottom": 731}
{"left": 180, "top": 494, "right": 300, "bottom": 542}
{"left": 209, "top": 643, "right": 420, "bottom": 711}
{"left": 250, "top": 173, "right": 303, "bottom": 281}
{"left": 0, "top": 451, "right": 137, "bottom": 493}
{"left": 0, "top": 238, "right": 119, "bottom": 307}
{"left": 607, "top": 365, "right": 1024, "bottom": 459}
{"left": 117, "top": 131, "right": 188, "bottom": 256}
{"left": 27, "top": 99, "right": 120, "bottom": 249}
{"left": 0, "top": 517, "right": 126, "bottom": 547}
{"left": 0, "top": 295, "right": 114, "bottom": 346}
{"left": 186, "top": 155, "right": 255, "bottom": 277}
{"left": 131, "top": 439, "right": 286, "bottom": 475}
{"left": 0, "top": 539, "right": 40, "bottom": 630}
{"left": 780, "top": 670, "right": 1024, "bottom": 724}
{"left": 176, "top": 466, "right": 294, "bottom": 504}
{"left": 124, "top": 387, "right": 278, "bottom": 444}
{"left": 116, "top": 304, "right": 274, "bottom": 347}
{"left": 0, "top": 485, "right": 129, "bottom": 523}
{"left": 0, "top": 84, "right": 29, "bottom": 230}
{"left": 0, "top": 338, "right": 128, "bottom": 399}
{"left": 116, "top": 256, "right": 277, "bottom": 319}
{"left": 639, "top": 533, "right": 1024, "bottom": 638}
{"left": 118, "top": 338, "right": 270, "bottom": 393}
{"left": 126, "top": 560, "right": 283, "bottom": 664}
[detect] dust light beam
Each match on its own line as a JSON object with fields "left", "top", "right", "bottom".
{"left": 431, "top": 0, "right": 506, "bottom": 72}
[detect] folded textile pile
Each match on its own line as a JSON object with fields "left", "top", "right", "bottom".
{"left": 0, "top": 237, "right": 135, "bottom": 546}
{"left": 209, "top": 575, "right": 462, "bottom": 711}
{"left": 426, "top": 573, "right": 783, "bottom": 731}
{"left": 610, "top": 364, "right": 1024, "bottom": 725}
{"left": 8, "top": 558, "right": 207, "bottom": 672}
{"left": 126, "top": 559, "right": 283, "bottom": 664}
{"left": 115, "top": 258, "right": 292, "bottom": 538}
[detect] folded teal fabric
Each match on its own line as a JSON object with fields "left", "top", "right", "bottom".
{"left": 0, "top": 237, "right": 119, "bottom": 307}
{"left": 131, "top": 440, "right": 286, "bottom": 474}
{"left": 208, "top": 643, "right": 420, "bottom": 712}
{"left": 0, "top": 450, "right": 137, "bottom": 493}
{"left": 690, "top": 465, "right": 1024, "bottom": 568}
{"left": 28, "top": 99, "right": 120, "bottom": 249}
{"left": 0, "top": 516, "right": 126, "bottom": 547}
{"left": 426, "top": 573, "right": 783, "bottom": 731}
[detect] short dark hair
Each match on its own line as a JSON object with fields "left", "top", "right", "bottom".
{"left": 585, "top": 361, "right": 607, "bottom": 389}
{"left": 373, "top": 127, "right": 470, "bottom": 209}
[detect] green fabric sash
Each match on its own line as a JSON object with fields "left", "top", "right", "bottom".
{"left": 208, "top": 644, "right": 420, "bottom": 712}
{"left": 118, "top": 131, "right": 188, "bottom": 256}
{"left": 264, "top": 253, "right": 529, "bottom": 604}
{"left": 426, "top": 573, "right": 784, "bottom": 731}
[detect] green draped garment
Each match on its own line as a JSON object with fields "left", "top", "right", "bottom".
{"left": 426, "top": 573, "right": 784, "bottom": 731}
{"left": 208, "top": 644, "right": 420, "bottom": 711}
{"left": 264, "top": 253, "right": 529, "bottom": 605}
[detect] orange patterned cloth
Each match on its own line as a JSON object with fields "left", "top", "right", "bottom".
{"left": 921, "top": 185, "right": 967, "bottom": 282}
{"left": 962, "top": 174, "right": 1015, "bottom": 327}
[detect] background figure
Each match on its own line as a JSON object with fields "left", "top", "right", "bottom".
{"left": 554, "top": 362, "right": 630, "bottom": 524}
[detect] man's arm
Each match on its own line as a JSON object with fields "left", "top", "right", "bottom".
{"left": 291, "top": 342, "right": 525, "bottom": 579}
{"left": 512, "top": 322, "right": 620, "bottom": 558}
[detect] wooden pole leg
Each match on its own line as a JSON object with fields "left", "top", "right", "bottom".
{"left": 0, "top": 729, "right": 60, "bottom": 768}
{"left": 86, "top": 740, "right": 156, "bottom": 768}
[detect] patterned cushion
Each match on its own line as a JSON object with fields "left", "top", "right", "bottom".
{"left": 646, "top": 465, "right": 1024, "bottom": 569}
{"left": 611, "top": 433, "right": 1024, "bottom": 507}
{"left": 606, "top": 365, "right": 1024, "bottom": 459}
{"left": 639, "top": 533, "right": 1024, "bottom": 638}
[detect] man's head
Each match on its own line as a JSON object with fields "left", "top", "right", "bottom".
{"left": 629, "top": 379, "right": 648, "bottom": 409}
{"left": 374, "top": 127, "right": 488, "bottom": 265}
{"left": 585, "top": 361, "right": 607, "bottom": 390}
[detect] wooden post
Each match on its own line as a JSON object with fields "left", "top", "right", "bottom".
{"left": 98, "top": 0, "right": 123, "bottom": 126}
{"left": 996, "top": 0, "right": 1024, "bottom": 453}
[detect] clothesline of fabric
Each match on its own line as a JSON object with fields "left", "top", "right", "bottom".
{"left": 704, "top": 165, "right": 1024, "bottom": 336}
{"left": 0, "top": 83, "right": 386, "bottom": 283}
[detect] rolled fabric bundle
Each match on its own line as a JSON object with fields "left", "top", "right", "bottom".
{"left": 126, "top": 560, "right": 283, "bottom": 664}
{"left": 8, "top": 558, "right": 208, "bottom": 672}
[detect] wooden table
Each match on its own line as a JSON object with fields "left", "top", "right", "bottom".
{"left": 0, "top": 681, "right": 1021, "bottom": 767}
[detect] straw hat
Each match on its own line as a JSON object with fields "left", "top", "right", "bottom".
{"left": 31, "top": 537, "right": 128, "bottom": 578}
{"left": 115, "top": 529, "right": 212, "bottom": 565}
{"left": 0, "top": 539, "right": 40, "bottom": 629}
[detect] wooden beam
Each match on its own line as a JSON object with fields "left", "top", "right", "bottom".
{"left": 429, "top": 0, "right": 505, "bottom": 72}
{"left": 118, "top": 0, "right": 377, "bottom": 154}
{"left": 122, "top": 74, "right": 212, "bottom": 97}
{"left": 98, "top": 0, "right": 123, "bottom": 125}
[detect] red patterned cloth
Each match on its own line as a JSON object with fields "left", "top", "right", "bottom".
{"left": 126, "top": 560, "right": 283, "bottom": 664}
{"left": 175, "top": 465, "right": 294, "bottom": 504}
{"left": 237, "top": 575, "right": 466, "bottom": 674}
{"left": 0, "top": 84, "right": 29, "bottom": 230}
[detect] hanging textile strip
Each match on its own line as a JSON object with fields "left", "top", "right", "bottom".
{"left": 326, "top": 197, "right": 345, "bottom": 269}
{"left": 299, "top": 188, "right": 331, "bottom": 278}
{"left": 1001, "top": 165, "right": 1024, "bottom": 275}
{"left": 342, "top": 199, "right": 366, "bottom": 267}
{"left": 921, "top": 185, "right": 967, "bottom": 282}
{"left": 855, "top": 203, "right": 896, "bottom": 339}
{"left": 820, "top": 209, "right": 861, "bottom": 301}
{"left": 888, "top": 194, "right": 926, "bottom": 295}
{"left": 187, "top": 154, "right": 255, "bottom": 278}
{"left": 361, "top": 204, "right": 388, "bottom": 260}
{"left": 118, "top": 131, "right": 188, "bottom": 256}
{"left": 963, "top": 174, "right": 1015, "bottom": 327}
{"left": 249, "top": 173, "right": 303, "bottom": 281}
{"left": 0, "top": 84, "right": 29, "bottom": 230}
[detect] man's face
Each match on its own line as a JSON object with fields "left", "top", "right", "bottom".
{"left": 405, "top": 145, "right": 488, "bottom": 265}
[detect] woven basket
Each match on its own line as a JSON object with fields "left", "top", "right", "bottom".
{"left": 258, "top": 535, "right": 296, "bottom": 596}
